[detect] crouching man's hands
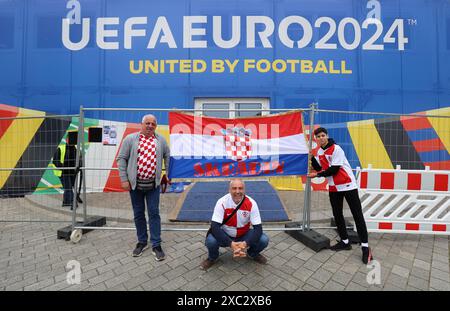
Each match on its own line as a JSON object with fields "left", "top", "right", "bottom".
{"left": 231, "top": 241, "right": 247, "bottom": 258}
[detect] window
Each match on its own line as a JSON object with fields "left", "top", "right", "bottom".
{"left": 194, "top": 98, "right": 269, "bottom": 118}
{"left": 235, "top": 103, "right": 263, "bottom": 117}
{"left": 202, "top": 103, "right": 229, "bottom": 118}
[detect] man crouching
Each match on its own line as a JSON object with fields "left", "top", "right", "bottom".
{"left": 200, "top": 179, "right": 269, "bottom": 270}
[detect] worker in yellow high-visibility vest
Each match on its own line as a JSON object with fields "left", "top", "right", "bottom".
{"left": 53, "top": 138, "right": 83, "bottom": 208}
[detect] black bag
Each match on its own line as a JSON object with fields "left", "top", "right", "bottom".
{"left": 206, "top": 195, "right": 246, "bottom": 238}
{"left": 136, "top": 178, "right": 156, "bottom": 191}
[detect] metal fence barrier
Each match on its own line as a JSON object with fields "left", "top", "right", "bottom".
{"left": 68, "top": 107, "right": 309, "bottom": 241}
{"left": 308, "top": 107, "right": 450, "bottom": 239}
{"left": 0, "top": 114, "right": 81, "bottom": 225}
{"left": 1, "top": 104, "right": 449, "bottom": 245}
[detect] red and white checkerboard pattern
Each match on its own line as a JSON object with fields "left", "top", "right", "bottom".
{"left": 137, "top": 134, "right": 157, "bottom": 179}
{"left": 224, "top": 133, "right": 252, "bottom": 161}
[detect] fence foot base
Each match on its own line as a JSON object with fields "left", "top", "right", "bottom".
{"left": 284, "top": 222, "right": 330, "bottom": 252}
{"left": 57, "top": 216, "right": 106, "bottom": 241}
{"left": 330, "top": 218, "right": 360, "bottom": 244}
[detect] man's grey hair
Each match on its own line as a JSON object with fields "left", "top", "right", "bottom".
{"left": 142, "top": 114, "right": 157, "bottom": 124}
{"left": 229, "top": 179, "right": 245, "bottom": 188}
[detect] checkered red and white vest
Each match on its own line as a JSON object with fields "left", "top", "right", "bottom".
{"left": 137, "top": 133, "right": 157, "bottom": 179}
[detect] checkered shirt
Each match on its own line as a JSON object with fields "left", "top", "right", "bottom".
{"left": 137, "top": 133, "right": 157, "bottom": 179}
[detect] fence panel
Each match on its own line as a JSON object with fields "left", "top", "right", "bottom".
{"left": 308, "top": 109, "right": 450, "bottom": 236}
{"left": 71, "top": 107, "right": 305, "bottom": 238}
{"left": 0, "top": 114, "right": 80, "bottom": 224}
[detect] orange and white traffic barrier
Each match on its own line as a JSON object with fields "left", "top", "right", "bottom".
{"left": 356, "top": 165, "right": 450, "bottom": 235}
{"left": 365, "top": 222, "right": 450, "bottom": 235}
{"left": 359, "top": 165, "right": 449, "bottom": 192}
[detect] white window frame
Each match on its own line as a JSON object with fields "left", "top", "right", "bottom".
{"left": 194, "top": 98, "right": 270, "bottom": 118}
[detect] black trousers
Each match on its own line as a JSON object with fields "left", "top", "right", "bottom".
{"left": 60, "top": 174, "right": 74, "bottom": 205}
{"left": 60, "top": 171, "right": 82, "bottom": 205}
{"left": 329, "top": 189, "right": 368, "bottom": 244}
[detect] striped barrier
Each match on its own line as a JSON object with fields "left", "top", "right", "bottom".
{"left": 365, "top": 222, "right": 449, "bottom": 234}
{"left": 356, "top": 165, "right": 450, "bottom": 235}
{"left": 359, "top": 165, "right": 449, "bottom": 192}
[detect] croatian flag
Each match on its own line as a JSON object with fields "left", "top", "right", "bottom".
{"left": 168, "top": 111, "right": 309, "bottom": 178}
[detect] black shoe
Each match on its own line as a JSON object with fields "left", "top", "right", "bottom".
{"left": 329, "top": 240, "right": 352, "bottom": 251}
{"left": 132, "top": 243, "right": 148, "bottom": 257}
{"left": 76, "top": 196, "right": 83, "bottom": 204}
{"left": 152, "top": 245, "right": 165, "bottom": 261}
{"left": 362, "top": 246, "right": 373, "bottom": 264}
{"left": 200, "top": 258, "right": 215, "bottom": 271}
{"left": 251, "top": 254, "right": 268, "bottom": 265}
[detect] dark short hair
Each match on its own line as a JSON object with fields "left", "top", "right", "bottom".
{"left": 314, "top": 127, "right": 328, "bottom": 136}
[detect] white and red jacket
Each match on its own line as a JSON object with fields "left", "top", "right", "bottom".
{"left": 313, "top": 141, "right": 358, "bottom": 192}
{"left": 211, "top": 194, "right": 261, "bottom": 238}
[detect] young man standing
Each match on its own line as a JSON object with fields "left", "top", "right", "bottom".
{"left": 308, "top": 127, "right": 373, "bottom": 264}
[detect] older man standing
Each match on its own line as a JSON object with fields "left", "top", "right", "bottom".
{"left": 201, "top": 179, "right": 269, "bottom": 270}
{"left": 117, "top": 114, "right": 170, "bottom": 261}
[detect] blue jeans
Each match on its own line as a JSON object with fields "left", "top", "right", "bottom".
{"left": 129, "top": 187, "right": 161, "bottom": 248}
{"left": 205, "top": 229, "right": 269, "bottom": 261}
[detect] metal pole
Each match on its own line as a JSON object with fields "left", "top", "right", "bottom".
{"left": 302, "top": 103, "right": 317, "bottom": 231}
{"left": 79, "top": 107, "right": 88, "bottom": 223}
{"left": 72, "top": 226, "right": 348, "bottom": 232}
{"left": 76, "top": 106, "right": 87, "bottom": 223}
{"left": 0, "top": 114, "right": 78, "bottom": 121}
{"left": 71, "top": 225, "right": 353, "bottom": 232}
{"left": 307, "top": 103, "right": 318, "bottom": 230}
{"left": 71, "top": 112, "right": 81, "bottom": 231}
{"left": 81, "top": 108, "right": 297, "bottom": 112}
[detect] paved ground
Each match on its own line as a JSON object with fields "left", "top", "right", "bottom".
{"left": 1, "top": 219, "right": 449, "bottom": 291}
{"left": 1, "top": 188, "right": 449, "bottom": 291}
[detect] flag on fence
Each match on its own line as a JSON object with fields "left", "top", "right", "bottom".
{"left": 168, "top": 111, "right": 309, "bottom": 178}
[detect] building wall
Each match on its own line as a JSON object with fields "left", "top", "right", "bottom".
{"left": 0, "top": 0, "right": 449, "bottom": 124}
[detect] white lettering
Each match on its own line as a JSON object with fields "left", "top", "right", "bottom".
{"left": 124, "top": 17, "right": 147, "bottom": 49}
{"left": 148, "top": 16, "right": 177, "bottom": 48}
{"left": 367, "top": 0, "right": 381, "bottom": 20}
{"left": 62, "top": 18, "right": 90, "bottom": 51}
{"left": 279, "top": 16, "right": 313, "bottom": 48}
{"left": 66, "top": 260, "right": 81, "bottom": 285}
{"left": 213, "top": 16, "right": 240, "bottom": 49}
{"left": 66, "top": 0, "right": 81, "bottom": 25}
{"left": 246, "top": 16, "right": 274, "bottom": 48}
{"left": 177, "top": 295, "right": 211, "bottom": 309}
{"left": 60, "top": 15, "right": 408, "bottom": 52}
{"left": 183, "top": 16, "right": 207, "bottom": 48}
{"left": 97, "top": 17, "right": 119, "bottom": 50}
